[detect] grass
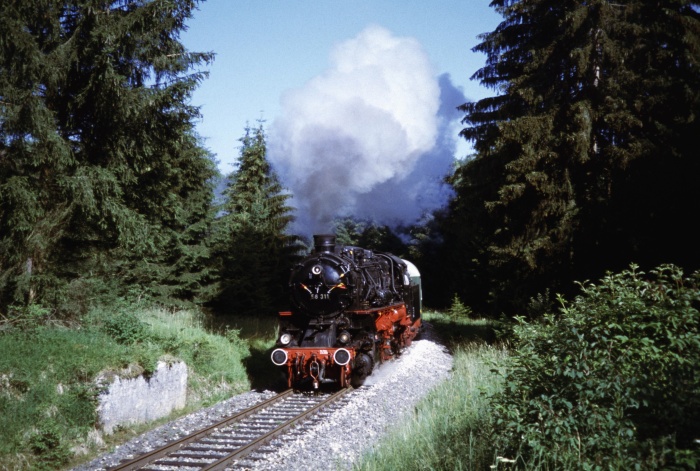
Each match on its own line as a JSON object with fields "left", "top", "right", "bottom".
{"left": 0, "top": 305, "right": 502, "bottom": 470}
{"left": 0, "top": 304, "right": 252, "bottom": 470}
{"left": 422, "top": 310, "right": 498, "bottom": 349}
{"left": 205, "top": 313, "right": 283, "bottom": 391}
{"left": 354, "top": 311, "right": 506, "bottom": 471}
{"left": 1, "top": 327, "right": 124, "bottom": 469}
{"left": 139, "top": 308, "right": 251, "bottom": 404}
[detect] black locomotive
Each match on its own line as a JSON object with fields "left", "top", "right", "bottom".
{"left": 271, "top": 234, "right": 422, "bottom": 389}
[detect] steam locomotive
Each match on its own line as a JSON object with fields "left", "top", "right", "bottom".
{"left": 271, "top": 234, "right": 422, "bottom": 390}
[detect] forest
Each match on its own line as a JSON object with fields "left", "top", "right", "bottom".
{"left": 1, "top": 1, "right": 699, "bottom": 469}
{"left": 0, "top": 0, "right": 698, "bottom": 319}
{"left": 2, "top": 1, "right": 699, "bottom": 320}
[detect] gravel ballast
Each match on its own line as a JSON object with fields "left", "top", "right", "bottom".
{"left": 72, "top": 336, "right": 453, "bottom": 471}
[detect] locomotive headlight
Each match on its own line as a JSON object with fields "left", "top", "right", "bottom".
{"left": 279, "top": 333, "right": 293, "bottom": 345}
{"left": 271, "top": 349, "right": 288, "bottom": 366}
{"left": 338, "top": 331, "right": 351, "bottom": 345}
{"left": 333, "top": 348, "right": 351, "bottom": 366}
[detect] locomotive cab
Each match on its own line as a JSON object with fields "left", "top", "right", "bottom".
{"left": 402, "top": 259, "right": 422, "bottom": 321}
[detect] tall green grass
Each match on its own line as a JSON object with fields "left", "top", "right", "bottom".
{"left": 355, "top": 314, "right": 505, "bottom": 471}
{"left": 206, "top": 313, "right": 282, "bottom": 391}
{"left": 421, "top": 310, "right": 498, "bottom": 349}
{"left": 0, "top": 305, "right": 252, "bottom": 470}
{"left": 139, "top": 308, "right": 251, "bottom": 403}
{"left": 1, "top": 327, "right": 126, "bottom": 469}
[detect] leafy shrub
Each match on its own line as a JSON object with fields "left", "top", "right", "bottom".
{"left": 102, "top": 311, "right": 149, "bottom": 344}
{"left": 491, "top": 264, "right": 700, "bottom": 470}
{"left": 525, "top": 288, "right": 556, "bottom": 319}
{"left": 2, "top": 303, "right": 52, "bottom": 332}
{"left": 28, "top": 422, "right": 72, "bottom": 469}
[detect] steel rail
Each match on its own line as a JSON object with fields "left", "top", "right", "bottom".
{"left": 109, "top": 389, "right": 295, "bottom": 471}
{"left": 202, "top": 387, "right": 351, "bottom": 470}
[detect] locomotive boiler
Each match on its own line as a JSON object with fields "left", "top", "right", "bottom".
{"left": 271, "top": 234, "right": 422, "bottom": 390}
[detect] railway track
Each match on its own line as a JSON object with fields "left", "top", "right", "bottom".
{"left": 109, "top": 388, "right": 351, "bottom": 470}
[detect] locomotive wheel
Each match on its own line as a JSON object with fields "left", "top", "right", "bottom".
{"left": 350, "top": 373, "right": 365, "bottom": 388}
{"left": 339, "top": 367, "right": 347, "bottom": 388}
{"left": 351, "top": 352, "right": 373, "bottom": 388}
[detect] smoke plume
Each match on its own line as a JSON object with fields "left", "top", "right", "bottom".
{"left": 269, "top": 25, "right": 466, "bottom": 236}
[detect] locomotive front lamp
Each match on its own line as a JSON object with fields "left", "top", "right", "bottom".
{"left": 271, "top": 349, "right": 288, "bottom": 366}
{"left": 333, "top": 348, "right": 351, "bottom": 366}
{"left": 338, "top": 331, "right": 351, "bottom": 344}
{"left": 279, "top": 333, "right": 293, "bottom": 345}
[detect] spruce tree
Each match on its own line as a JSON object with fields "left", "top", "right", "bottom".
{"left": 454, "top": 0, "right": 700, "bottom": 312}
{"left": 331, "top": 218, "right": 406, "bottom": 254}
{"left": 210, "top": 124, "right": 303, "bottom": 316}
{"left": 0, "top": 0, "right": 216, "bottom": 313}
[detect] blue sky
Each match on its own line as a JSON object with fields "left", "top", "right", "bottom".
{"left": 183, "top": 1, "right": 500, "bottom": 172}
{"left": 181, "top": 1, "right": 502, "bottom": 234}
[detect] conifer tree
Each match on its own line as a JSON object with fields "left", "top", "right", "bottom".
{"left": 0, "top": 0, "right": 216, "bottom": 313}
{"left": 330, "top": 218, "right": 408, "bottom": 256}
{"left": 454, "top": 0, "right": 700, "bottom": 312}
{"left": 210, "top": 124, "right": 303, "bottom": 316}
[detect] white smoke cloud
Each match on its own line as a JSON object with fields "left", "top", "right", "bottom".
{"left": 269, "top": 25, "right": 461, "bottom": 236}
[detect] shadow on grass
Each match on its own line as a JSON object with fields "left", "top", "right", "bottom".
{"left": 203, "top": 312, "right": 286, "bottom": 392}
{"left": 243, "top": 344, "right": 288, "bottom": 392}
{"left": 424, "top": 316, "right": 497, "bottom": 351}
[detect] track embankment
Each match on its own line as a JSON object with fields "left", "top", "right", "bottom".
{"left": 73, "top": 333, "right": 452, "bottom": 471}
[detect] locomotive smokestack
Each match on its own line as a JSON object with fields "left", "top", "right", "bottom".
{"left": 313, "top": 234, "right": 336, "bottom": 253}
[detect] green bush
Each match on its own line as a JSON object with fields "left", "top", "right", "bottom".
{"left": 525, "top": 288, "right": 556, "bottom": 319}
{"left": 102, "top": 311, "right": 149, "bottom": 345}
{"left": 491, "top": 264, "right": 700, "bottom": 470}
{"left": 3, "top": 303, "right": 52, "bottom": 332}
{"left": 29, "top": 422, "right": 73, "bottom": 470}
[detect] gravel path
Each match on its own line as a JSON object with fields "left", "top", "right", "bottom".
{"left": 72, "top": 332, "right": 452, "bottom": 471}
